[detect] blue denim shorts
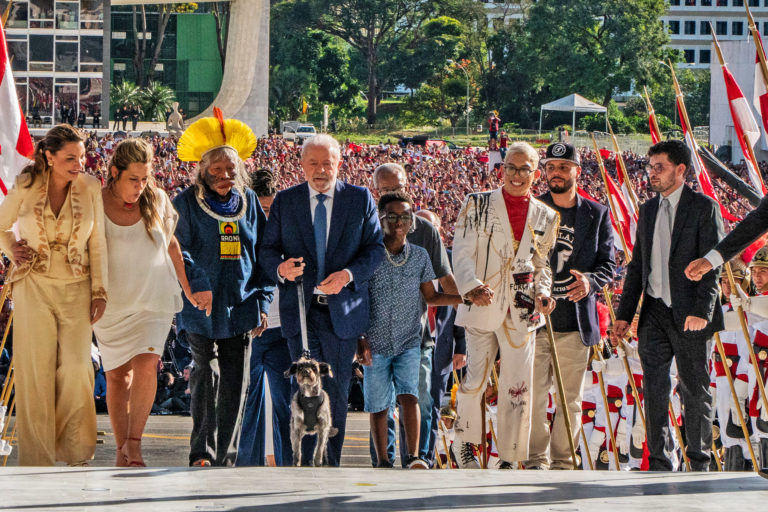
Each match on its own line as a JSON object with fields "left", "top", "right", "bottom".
{"left": 363, "top": 345, "right": 421, "bottom": 413}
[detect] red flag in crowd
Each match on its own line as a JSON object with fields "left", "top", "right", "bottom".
{"left": 579, "top": 186, "right": 633, "bottom": 253}
{"left": 613, "top": 157, "right": 638, "bottom": 244}
{"left": 0, "top": 24, "right": 34, "bottom": 200}
{"left": 675, "top": 98, "right": 740, "bottom": 222}
{"left": 605, "top": 174, "right": 635, "bottom": 253}
{"left": 753, "top": 31, "right": 768, "bottom": 136}
{"left": 720, "top": 57, "right": 766, "bottom": 196}
{"left": 644, "top": 88, "right": 663, "bottom": 145}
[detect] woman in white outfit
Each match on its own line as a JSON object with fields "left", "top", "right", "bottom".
{"left": 94, "top": 138, "right": 197, "bottom": 466}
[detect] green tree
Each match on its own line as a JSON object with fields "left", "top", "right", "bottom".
{"left": 294, "top": 0, "right": 439, "bottom": 125}
{"left": 270, "top": 65, "right": 315, "bottom": 121}
{"left": 526, "top": 0, "right": 672, "bottom": 106}
{"left": 140, "top": 81, "right": 176, "bottom": 121}
{"left": 110, "top": 81, "right": 141, "bottom": 112}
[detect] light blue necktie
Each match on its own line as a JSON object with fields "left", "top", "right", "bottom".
{"left": 314, "top": 193, "right": 328, "bottom": 283}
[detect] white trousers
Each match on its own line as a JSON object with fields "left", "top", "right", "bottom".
{"left": 455, "top": 320, "right": 535, "bottom": 462}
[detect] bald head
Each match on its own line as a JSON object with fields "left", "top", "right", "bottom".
{"left": 416, "top": 209, "right": 441, "bottom": 229}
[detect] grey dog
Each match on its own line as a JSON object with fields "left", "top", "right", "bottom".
{"left": 285, "top": 357, "right": 338, "bottom": 466}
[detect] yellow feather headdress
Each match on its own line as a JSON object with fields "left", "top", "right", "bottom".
{"left": 177, "top": 107, "right": 257, "bottom": 162}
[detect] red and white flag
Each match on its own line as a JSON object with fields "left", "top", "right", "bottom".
{"left": 676, "top": 98, "right": 740, "bottom": 222}
{"left": 605, "top": 174, "right": 635, "bottom": 253}
{"left": 0, "top": 25, "right": 34, "bottom": 201}
{"left": 648, "top": 104, "right": 662, "bottom": 145}
{"left": 754, "top": 34, "right": 768, "bottom": 136}
{"left": 721, "top": 62, "right": 765, "bottom": 196}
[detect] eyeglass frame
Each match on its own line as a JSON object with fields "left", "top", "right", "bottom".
{"left": 502, "top": 164, "right": 536, "bottom": 177}
{"left": 380, "top": 212, "right": 414, "bottom": 225}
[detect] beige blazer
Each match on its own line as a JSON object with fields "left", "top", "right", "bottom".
{"left": 453, "top": 188, "right": 558, "bottom": 333}
{"left": 0, "top": 172, "right": 108, "bottom": 300}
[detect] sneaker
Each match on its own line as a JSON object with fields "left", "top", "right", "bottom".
{"left": 450, "top": 442, "right": 480, "bottom": 469}
{"left": 191, "top": 459, "right": 211, "bottom": 467}
{"left": 498, "top": 460, "right": 516, "bottom": 469}
{"left": 406, "top": 456, "right": 429, "bottom": 469}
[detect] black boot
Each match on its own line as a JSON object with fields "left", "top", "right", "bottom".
{"left": 760, "top": 438, "right": 768, "bottom": 472}
{"left": 724, "top": 445, "right": 746, "bottom": 471}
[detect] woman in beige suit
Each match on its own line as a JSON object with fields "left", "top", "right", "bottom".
{"left": 0, "top": 124, "right": 107, "bottom": 466}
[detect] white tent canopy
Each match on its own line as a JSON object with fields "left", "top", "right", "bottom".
{"left": 538, "top": 93, "right": 608, "bottom": 134}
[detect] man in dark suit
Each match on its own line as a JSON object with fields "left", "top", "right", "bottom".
{"left": 614, "top": 140, "right": 724, "bottom": 471}
{"left": 527, "top": 142, "right": 615, "bottom": 470}
{"left": 686, "top": 194, "right": 768, "bottom": 281}
{"left": 260, "top": 134, "right": 384, "bottom": 466}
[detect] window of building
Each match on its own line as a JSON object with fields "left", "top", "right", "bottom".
{"left": 669, "top": 20, "right": 680, "bottom": 34}
{"left": 701, "top": 0, "right": 712, "bottom": 4}
{"left": 684, "top": 49, "right": 696, "bottom": 63}
{"left": 55, "top": 42, "right": 78, "bottom": 72}
{"left": 717, "top": 0, "right": 728, "bottom": 5}
{"left": 701, "top": 21, "right": 712, "bottom": 35}
{"left": 750, "top": 0, "right": 760, "bottom": 6}
{"left": 29, "top": 77, "right": 54, "bottom": 118}
{"left": 685, "top": 20, "right": 696, "bottom": 34}
{"left": 733, "top": 21, "right": 744, "bottom": 36}
{"left": 765, "top": 21, "right": 768, "bottom": 36}
{"left": 29, "top": 0, "right": 53, "bottom": 19}
{"left": 733, "top": 0, "right": 744, "bottom": 5}
{"left": 29, "top": 34, "right": 53, "bottom": 62}
{"left": 55, "top": 2, "right": 79, "bottom": 30}
{"left": 8, "top": 40, "right": 28, "bottom": 72}
{"left": 716, "top": 21, "right": 728, "bottom": 35}
{"left": 80, "top": 36, "right": 102, "bottom": 72}
{"left": 670, "top": 0, "right": 680, "bottom": 5}
{"left": 700, "top": 49, "right": 711, "bottom": 64}
{"left": 2, "top": 1, "right": 29, "bottom": 29}
{"left": 685, "top": 0, "right": 696, "bottom": 5}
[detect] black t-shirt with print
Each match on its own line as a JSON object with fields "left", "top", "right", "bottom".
{"left": 549, "top": 204, "right": 579, "bottom": 332}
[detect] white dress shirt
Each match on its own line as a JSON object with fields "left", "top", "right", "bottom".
{"left": 647, "top": 184, "right": 684, "bottom": 304}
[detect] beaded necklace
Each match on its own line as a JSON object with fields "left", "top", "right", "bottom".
{"left": 385, "top": 241, "right": 410, "bottom": 267}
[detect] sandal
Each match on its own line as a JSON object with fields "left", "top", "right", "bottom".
{"left": 123, "top": 437, "right": 146, "bottom": 467}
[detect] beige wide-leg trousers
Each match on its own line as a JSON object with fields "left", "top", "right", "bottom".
{"left": 455, "top": 320, "right": 536, "bottom": 462}
{"left": 12, "top": 274, "right": 96, "bottom": 466}
{"left": 526, "top": 330, "right": 590, "bottom": 469}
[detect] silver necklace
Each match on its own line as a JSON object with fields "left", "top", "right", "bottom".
{"left": 385, "top": 242, "right": 409, "bottom": 267}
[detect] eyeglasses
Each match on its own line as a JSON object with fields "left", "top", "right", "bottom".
{"left": 378, "top": 185, "right": 405, "bottom": 194}
{"left": 503, "top": 165, "right": 534, "bottom": 177}
{"left": 381, "top": 213, "right": 413, "bottom": 224}
{"left": 644, "top": 163, "right": 670, "bottom": 175}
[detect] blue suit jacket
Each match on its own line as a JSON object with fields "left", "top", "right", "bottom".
{"left": 259, "top": 181, "right": 385, "bottom": 340}
{"left": 538, "top": 192, "right": 616, "bottom": 347}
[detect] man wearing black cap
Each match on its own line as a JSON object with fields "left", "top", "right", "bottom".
{"left": 525, "top": 142, "right": 616, "bottom": 470}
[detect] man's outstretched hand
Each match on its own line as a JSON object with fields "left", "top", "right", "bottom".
{"left": 685, "top": 258, "right": 713, "bottom": 282}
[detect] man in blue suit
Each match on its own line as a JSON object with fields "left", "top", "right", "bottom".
{"left": 527, "top": 142, "right": 615, "bottom": 470}
{"left": 260, "top": 134, "right": 385, "bottom": 466}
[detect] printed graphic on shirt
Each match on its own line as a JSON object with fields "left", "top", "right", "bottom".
{"left": 552, "top": 222, "right": 575, "bottom": 299}
{"left": 219, "top": 221, "right": 241, "bottom": 260}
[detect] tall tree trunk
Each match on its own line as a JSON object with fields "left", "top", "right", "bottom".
{"left": 366, "top": 49, "right": 377, "bottom": 126}
{"left": 212, "top": 3, "right": 228, "bottom": 73}
{"left": 131, "top": 6, "right": 146, "bottom": 88}
{"left": 147, "top": 8, "right": 172, "bottom": 86}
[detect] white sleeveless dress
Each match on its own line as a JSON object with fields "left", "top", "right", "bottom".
{"left": 94, "top": 191, "right": 183, "bottom": 371}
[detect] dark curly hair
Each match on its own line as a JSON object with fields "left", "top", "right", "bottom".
{"left": 377, "top": 190, "right": 413, "bottom": 213}
{"left": 251, "top": 168, "right": 277, "bottom": 197}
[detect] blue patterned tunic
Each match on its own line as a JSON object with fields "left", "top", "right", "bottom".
{"left": 367, "top": 243, "right": 435, "bottom": 356}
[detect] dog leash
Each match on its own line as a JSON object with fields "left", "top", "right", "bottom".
{"left": 294, "top": 263, "right": 311, "bottom": 359}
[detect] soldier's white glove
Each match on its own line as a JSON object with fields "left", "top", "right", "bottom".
{"left": 729, "top": 293, "right": 747, "bottom": 311}
{"left": 730, "top": 379, "right": 748, "bottom": 426}
{"left": 588, "top": 429, "right": 606, "bottom": 464}
{"left": 632, "top": 419, "right": 645, "bottom": 449}
{"left": 620, "top": 341, "right": 639, "bottom": 359}
{"left": 0, "top": 439, "right": 11, "bottom": 457}
{"left": 616, "top": 418, "right": 629, "bottom": 454}
{"left": 591, "top": 360, "right": 605, "bottom": 373}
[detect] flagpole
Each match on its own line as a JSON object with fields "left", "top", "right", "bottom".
{"left": 643, "top": 86, "right": 663, "bottom": 143}
{"left": 592, "top": 133, "right": 631, "bottom": 259}
{"left": 669, "top": 60, "right": 695, "bottom": 138}
{"left": 607, "top": 120, "right": 640, "bottom": 212}
{"left": 746, "top": 3, "right": 768, "bottom": 91}
{"left": 1, "top": 1, "right": 12, "bottom": 27}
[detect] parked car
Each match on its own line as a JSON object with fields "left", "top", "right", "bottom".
{"left": 398, "top": 135, "right": 460, "bottom": 150}
{"left": 282, "top": 123, "right": 316, "bottom": 143}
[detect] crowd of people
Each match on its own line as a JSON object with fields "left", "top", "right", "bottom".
{"left": 1, "top": 118, "right": 768, "bottom": 472}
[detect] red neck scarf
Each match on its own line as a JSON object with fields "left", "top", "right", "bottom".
{"left": 501, "top": 188, "right": 530, "bottom": 241}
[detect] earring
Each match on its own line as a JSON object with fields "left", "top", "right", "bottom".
{"left": 47, "top": 161, "right": 53, "bottom": 166}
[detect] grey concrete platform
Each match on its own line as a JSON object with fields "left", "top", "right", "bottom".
{"left": 0, "top": 467, "right": 764, "bottom": 511}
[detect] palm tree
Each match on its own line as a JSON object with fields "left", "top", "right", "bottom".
{"left": 140, "top": 81, "right": 176, "bottom": 122}
{"left": 110, "top": 80, "right": 141, "bottom": 112}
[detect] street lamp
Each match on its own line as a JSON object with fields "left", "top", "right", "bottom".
{"left": 448, "top": 59, "right": 470, "bottom": 136}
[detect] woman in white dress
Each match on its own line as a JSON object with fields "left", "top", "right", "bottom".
{"left": 94, "top": 138, "right": 197, "bottom": 467}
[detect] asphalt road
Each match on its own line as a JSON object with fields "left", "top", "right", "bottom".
{"left": 3, "top": 412, "right": 380, "bottom": 468}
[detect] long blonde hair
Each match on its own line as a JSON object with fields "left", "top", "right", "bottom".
{"left": 107, "top": 138, "right": 162, "bottom": 239}
{"left": 22, "top": 124, "right": 85, "bottom": 188}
